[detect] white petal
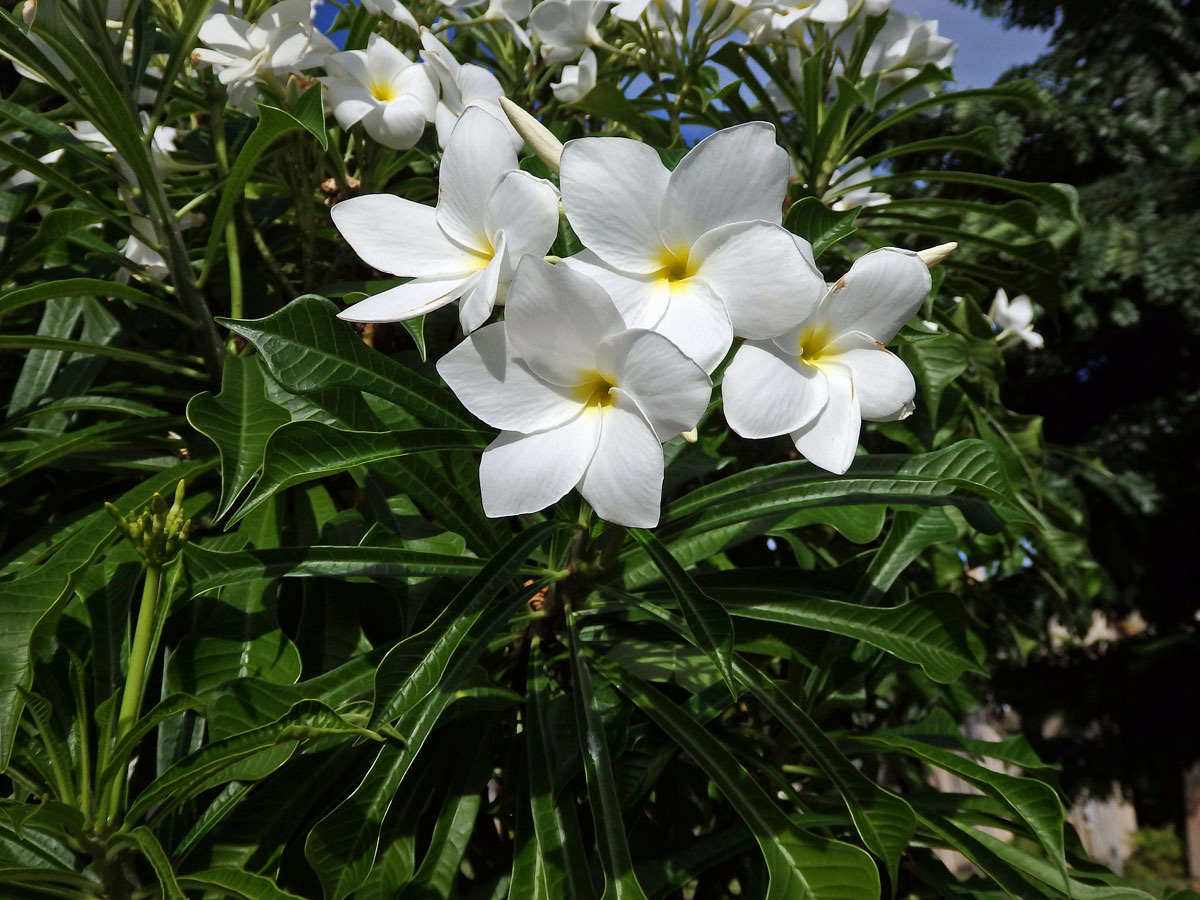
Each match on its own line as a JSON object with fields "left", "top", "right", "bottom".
{"left": 479, "top": 415, "right": 600, "bottom": 517}
{"left": 198, "top": 14, "right": 255, "bottom": 54}
{"left": 578, "top": 391, "right": 665, "bottom": 527}
{"left": 530, "top": 0, "right": 589, "bottom": 57}
{"left": 660, "top": 122, "right": 788, "bottom": 250}
{"left": 504, "top": 257, "right": 625, "bottom": 386}
{"left": 559, "top": 136, "right": 669, "bottom": 274}
{"left": 331, "top": 195, "right": 480, "bottom": 277}
{"left": 437, "top": 107, "right": 518, "bottom": 251}
{"left": 826, "top": 331, "right": 916, "bottom": 421}
{"left": 820, "top": 247, "right": 931, "bottom": 343}
{"left": 337, "top": 275, "right": 472, "bottom": 322}
{"left": 690, "top": 221, "right": 825, "bottom": 339}
{"left": 436, "top": 322, "right": 582, "bottom": 431}
{"left": 722, "top": 341, "right": 828, "bottom": 438}
{"left": 790, "top": 362, "right": 860, "bottom": 474}
{"left": 484, "top": 171, "right": 560, "bottom": 262}
{"left": 595, "top": 329, "right": 711, "bottom": 439}
{"left": 459, "top": 239, "right": 504, "bottom": 332}
{"left": 560, "top": 251, "right": 668, "bottom": 329}
{"left": 363, "top": 97, "right": 428, "bottom": 149}
{"left": 551, "top": 48, "right": 597, "bottom": 102}
{"left": 326, "top": 82, "right": 376, "bottom": 129}
{"left": 652, "top": 280, "right": 733, "bottom": 374}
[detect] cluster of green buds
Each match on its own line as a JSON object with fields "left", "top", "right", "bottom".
{"left": 105, "top": 480, "right": 192, "bottom": 567}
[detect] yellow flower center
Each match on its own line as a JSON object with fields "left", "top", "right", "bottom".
{"left": 795, "top": 324, "right": 832, "bottom": 367}
{"left": 654, "top": 245, "right": 695, "bottom": 285}
{"left": 369, "top": 80, "right": 398, "bottom": 102}
{"left": 572, "top": 372, "right": 617, "bottom": 410}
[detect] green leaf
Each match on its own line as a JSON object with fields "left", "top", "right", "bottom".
{"left": 201, "top": 97, "right": 326, "bottom": 281}
{"left": 286, "top": 84, "right": 328, "bottom": 149}
{"left": 0, "top": 417, "right": 180, "bottom": 490}
{"left": 867, "top": 171, "right": 1079, "bottom": 220}
{"left": 783, "top": 197, "right": 861, "bottom": 258}
{"left": 858, "top": 722, "right": 1067, "bottom": 883}
{"left": 0, "top": 278, "right": 195, "bottom": 329}
{"left": 899, "top": 333, "right": 969, "bottom": 425}
{"left": 150, "top": 0, "right": 217, "bottom": 123}
{"left": 733, "top": 663, "right": 914, "bottom": 885}
{"left": 570, "top": 81, "right": 670, "bottom": 145}
{"left": 127, "top": 827, "right": 186, "bottom": 900}
{"left": 179, "top": 868, "right": 307, "bottom": 900}
{"left": 594, "top": 656, "right": 880, "bottom": 900}
{"left": 182, "top": 543, "right": 487, "bottom": 595}
{"left": 526, "top": 638, "right": 598, "bottom": 900}
{"left": 0, "top": 97, "right": 120, "bottom": 177}
{"left": 628, "top": 530, "right": 736, "bottom": 695}
{"left": 229, "top": 421, "right": 488, "bottom": 524}
{"left": 369, "top": 521, "right": 561, "bottom": 728}
{"left": 0, "top": 335, "right": 205, "bottom": 379}
{"left": 219, "top": 295, "right": 473, "bottom": 429}
{"left": 95, "top": 694, "right": 203, "bottom": 800}
{"left": 15, "top": 690, "right": 75, "bottom": 806}
{"left": 566, "top": 612, "right": 651, "bottom": 900}
{"left": 849, "top": 508, "right": 959, "bottom": 604}
{"left": 187, "top": 354, "right": 293, "bottom": 519}
{"left": 619, "top": 442, "right": 1012, "bottom": 587}
{"left": 726, "top": 590, "right": 983, "bottom": 683}
{"left": 124, "top": 700, "right": 380, "bottom": 826}
{"left": 0, "top": 463, "right": 209, "bottom": 768}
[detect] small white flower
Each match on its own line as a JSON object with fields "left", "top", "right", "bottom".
{"left": 558, "top": 122, "right": 826, "bottom": 372}
{"left": 332, "top": 107, "right": 559, "bottom": 331}
{"left": 722, "top": 248, "right": 931, "bottom": 474}
{"left": 419, "top": 29, "right": 523, "bottom": 151}
{"left": 360, "top": 0, "right": 420, "bottom": 31}
{"left": 193, "top": 0, "right": 335, "bottom": 110}
{"left": 552, "top": 47, "right": 597, "bottom": 102}
{"left": 322, "top": 34, "right": 436, "bottom": 150}
{"left": 858, "top": 11, "right": 957, "bottom": 88}
{"left": 823, "top": 156, "right": 891, "bottom": 211}
{"left": 989, "top": 288, "right": 1044, "bottom": 349}
{"left": 437, "top": 257, "right": 712, "bottom": 527}
{"left": 529, "top": 0, "right": 608, "bottom": 62}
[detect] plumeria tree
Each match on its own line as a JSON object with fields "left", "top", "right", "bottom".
{"left": 0, "top": 1, "right": 1159, "bottom": 899}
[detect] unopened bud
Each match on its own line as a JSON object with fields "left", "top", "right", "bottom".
{"left": 499, "top": 98, "right": 564, "bottom": 175}
{"left": 681, "top": 427, "right": 698, "bottom": 443}
{"left": 916, "top": 242, "right": 956, "bottom": 268}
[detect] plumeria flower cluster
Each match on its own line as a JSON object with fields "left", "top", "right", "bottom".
{"left": 333, "top": 109, "right": 945, "bottom": 526}
{"left": 193, "top": 0, "right": 336, "bottom": 111}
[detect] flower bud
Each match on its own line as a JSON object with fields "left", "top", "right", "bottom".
{"left": 499, "top": 98, "right": 564, "bottom": 174}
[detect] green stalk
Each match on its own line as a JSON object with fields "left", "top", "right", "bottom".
{"left": 104, "top": 562, "right": 162, "bottom": 827}
{"left": 210, "top": 90, "right": 244, "bottom": 321}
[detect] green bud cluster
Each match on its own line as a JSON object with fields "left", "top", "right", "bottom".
{"left": 105, "top": 480, "right": 192, "bottom": 566}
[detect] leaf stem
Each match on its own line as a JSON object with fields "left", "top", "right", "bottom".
{"left": 105, "top": 562, "right": 162, "bottom": 828}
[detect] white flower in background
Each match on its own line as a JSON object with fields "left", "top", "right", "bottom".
{"left": 322, "top": 35, "right": 436, "bottom": 150}
{"left": 67, "top": 119, "right": 182, "bottom": 176}
{"left": 332, "top": 107, "right": 558, "bottom": 331}
{"left": 437, "top": 257, "right": 712, "bottom": 527}
{"left": 360, "top": 0, "right": 419, "bottom": 31}
{"left": 858, "top": 11, "right": 957, "bottom": 87}
{"left": 989, "top": 288, "right": 1044, "bottom": 349}
{"left": 722, "top": 247, "right": 931, "bottom": 474}
{"left": 419, "top": 29, "right": 523, "bottom": 151}
{"left": 193, "top": 0, "right": 335, "bottom": 110}
{"left": 552, "top": 48, "right": 597, "bottom": 102}
{"left": 822, "top": 156, "right": 891, "bottom": 211}
{"left": 122, "top": 216, "right": 169, "bottom": 281}
{"left": 436, "top": 0, "right": 534, "bottom": 46}
{"left": 559, "top": 122, "right": 826, "bottom": 372}
{"left": 529, "top": 0, "right": 608, "bottom": 62}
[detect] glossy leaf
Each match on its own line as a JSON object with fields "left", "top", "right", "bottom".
{"left": 594, "top": 656, "right": 881, "bottom": 900}
{"left": 783, "top": 198, "right": 861, "bottom": 258}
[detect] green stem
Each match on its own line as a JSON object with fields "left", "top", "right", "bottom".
{"left": 105, "top": 563, "right": 162, "bottom": 827}
{"left": 210, "top": 90, "right": 244, "bottom": 321}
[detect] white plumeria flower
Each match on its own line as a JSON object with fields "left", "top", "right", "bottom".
{"left": 435, "top": 0, "right": 534, "bottom": 46}
{"left": 323, "top": 35, "right": 436, "bottom": 150}
{"left": 332, "top": 107, "right": 559, "bottom": 331}
{"left": 858, "top": 11, "right": 957, "bottom": 88}
{"left": 437, "top": 257, "right": 712, "bottom": 527}
{"left": 419, "top": 29, "right": 523, "bottom": 151}
{"left": 193, "top": 0, "right": 335, "bottom": 111}
{"left": 552, "top": 47, "right": 597, "bottom": 102}
{"left": 722, "top": 247, "right": 931, "bottom": 474}
{"left": 822, "top": 157, "right": 891, "bottom": 211}
{"left": 559, "top": 122, "right": 827, "bottom": 372}
{"left": 361, "top": 0, "right": 420, "bottom": 31}
{"left": 989, "top": 288, "right": 1044, "bottom": 349}
{"left": 529, "top": 0, "right": 608, "bottom": 62}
